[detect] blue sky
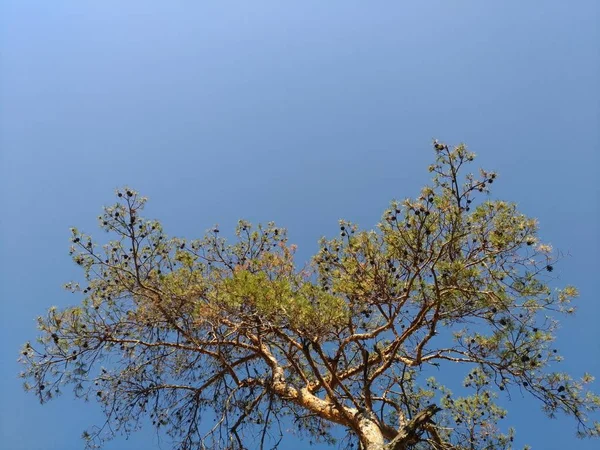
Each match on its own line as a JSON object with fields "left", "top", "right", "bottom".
{"left": 1, "top": 1, "right": 598, "bottom": 449}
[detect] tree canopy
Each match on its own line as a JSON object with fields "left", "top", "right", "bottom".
{"left": 20, "top": 143, "right": 600, "bottom": 450}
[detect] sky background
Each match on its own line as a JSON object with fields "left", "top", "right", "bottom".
{"left": 1, "top": 1, "right": 599, "bottom": 449}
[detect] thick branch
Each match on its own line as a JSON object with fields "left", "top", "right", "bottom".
{"left": 386, "top": 404, "right": 442, "bottom": 450}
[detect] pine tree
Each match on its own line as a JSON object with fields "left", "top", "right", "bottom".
{"left": 20, "top": 142, "right": 600, "bottom": 449}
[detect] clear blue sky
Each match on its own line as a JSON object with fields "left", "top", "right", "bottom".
{"left": 1, "top": 1, "right": 598, "bottom": 449}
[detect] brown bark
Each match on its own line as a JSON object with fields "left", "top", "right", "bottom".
{"left": 385, "top": 404, "right": 442, "bottom": 450}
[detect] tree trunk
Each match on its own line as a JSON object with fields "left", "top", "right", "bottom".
{"left": 357, "top": 417, "right": 385, "bottom": 450}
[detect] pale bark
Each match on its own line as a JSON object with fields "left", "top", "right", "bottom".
{"left": 357, "top": 417, "right": 386, "bottom": 450}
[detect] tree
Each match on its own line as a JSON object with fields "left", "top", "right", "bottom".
{"left": 19, "top": 143, "right": 600, "bottom": 450}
